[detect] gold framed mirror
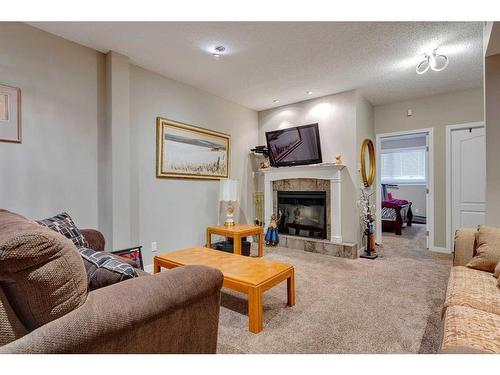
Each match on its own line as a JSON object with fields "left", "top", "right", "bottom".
{"left": 361, "top": 138, "right": 375, "bottom": 188}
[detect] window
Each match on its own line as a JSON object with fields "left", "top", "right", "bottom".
{"left": 381, "top": 147, "right": 426, "bottom": 184}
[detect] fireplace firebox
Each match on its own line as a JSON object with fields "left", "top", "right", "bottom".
{"left": 277, "top": 191, "right": 327, "bottom": 240}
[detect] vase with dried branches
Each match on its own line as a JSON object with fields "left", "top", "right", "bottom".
{"left": 358, "top": 188, "right": 377, "bottom": 259}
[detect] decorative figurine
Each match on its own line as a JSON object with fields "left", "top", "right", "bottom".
{"left": 260, "top": 160, "right": 270, "bottom": 169}
{"left": 335, "top": 154, "right": 343, "bottom": 165}
{"left": 265, "top": 213, "right": 281, "bottom": 246}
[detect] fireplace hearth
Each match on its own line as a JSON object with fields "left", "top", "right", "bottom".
{"left": 278, "top": 191, "right": 327, "bottom": 239}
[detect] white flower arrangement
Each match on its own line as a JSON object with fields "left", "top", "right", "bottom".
{"left": 358, "top": 188, "right": 376, "bottom": 227}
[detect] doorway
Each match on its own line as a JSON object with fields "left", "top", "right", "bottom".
{"left": 446, "top": 122, "right": 486, "bottom": 250}
{"left": 375, "top": 129, "right": 434, "bottom": 250}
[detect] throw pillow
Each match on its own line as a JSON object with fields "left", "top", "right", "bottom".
{"left": 36, "top": 212, "right": 89, "bottom": 248}
{"left": 0, "top": 209, "right": 87, "bottom": 330}
{"left": 467, "top": 225, "right": 500, "bottom": 273}
{"left": 78, "top": 246, "right": 138, "bottom": 291}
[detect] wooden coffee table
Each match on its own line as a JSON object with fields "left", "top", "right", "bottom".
{"left": 154, "top": 247, "right": 295, "bottom": 333}
{"left": 206, "top": 224, "right": 264, "bottom": 257}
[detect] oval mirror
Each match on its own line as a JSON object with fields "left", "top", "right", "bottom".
{"left": 361, "top": 139, "right": 375, "bottom": 188}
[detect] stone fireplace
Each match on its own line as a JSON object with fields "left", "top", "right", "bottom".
{"left": 274, "top": 183, "right": 329, "bottom": 240}
{"left": 277, "top": 190, "right": 327, "bottom": 240}
{"left": 262, "top": 164, "right": 357, "bottom": 259}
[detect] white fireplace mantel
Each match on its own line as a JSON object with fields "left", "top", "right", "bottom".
{"left": 261, "top": 163, "right": 345, "bottom": 243}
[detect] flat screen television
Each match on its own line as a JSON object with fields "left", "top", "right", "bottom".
{"left": 265, "top": 123, "right": 322, "bottom": 167}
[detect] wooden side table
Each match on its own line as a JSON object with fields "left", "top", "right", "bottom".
{"left": 206, "top": 224, "right": 264, "bottom": 257}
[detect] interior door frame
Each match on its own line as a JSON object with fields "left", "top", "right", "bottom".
{"left": 375, "top": 128, "right": 434, "bottom": 250}
{"left": 445, "top": 121, "right": 485, "bottom": 251}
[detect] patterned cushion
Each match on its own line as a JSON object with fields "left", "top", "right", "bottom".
{"left": 444, "top": 266, "right": 500, "bottom": 316}
{"left": 36, "top": 212, "right": 89, "bottom": 248}
{"left": 441, "top": 305, "right": 500, "bottom": 354}
{"left": 77, "top": 246, "right": 138, "bottom": 291}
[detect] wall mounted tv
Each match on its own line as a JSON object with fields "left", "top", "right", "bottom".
{"left": 265, "top": 123, "right": 322, "bottom": 167}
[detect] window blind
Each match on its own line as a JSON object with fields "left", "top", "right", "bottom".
{"left": 381, "top": 147, "right": 426, "bottom": 184}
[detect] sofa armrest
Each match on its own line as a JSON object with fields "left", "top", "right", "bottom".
{"left": 0, "top": 265, "right": 223, "bottom": 353}
{"left": 453, "top": 228, "right": 476, "bottom": 266}
{"left": 80, "top": 229, "right": 105, "bottom": 251}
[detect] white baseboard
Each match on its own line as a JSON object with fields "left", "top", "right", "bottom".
{"left": 430, "top": 246, "right": 451, "bottom": 254}
{"left": 143, "top": 264, "right": 153, "bottom": 273}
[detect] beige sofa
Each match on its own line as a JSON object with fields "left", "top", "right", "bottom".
{"left": 440, "top": 228, "right": 500, "bottom": 353}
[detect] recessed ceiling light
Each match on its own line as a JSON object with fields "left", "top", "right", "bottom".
{"left": 306, "top": 91, "right": 313, "bottom": 95}
{"left": 213, "top": 45, "right": 226, "bottom": 59}
{"left": 273, "top": 99, "right": 280, "bottom": 103}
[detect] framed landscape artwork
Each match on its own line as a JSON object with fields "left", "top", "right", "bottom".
{"left": 156, "top": 117, "right": 230, "bottom": 180}
{"left": 0, "top": 84, "right": 21, "bottom": 143}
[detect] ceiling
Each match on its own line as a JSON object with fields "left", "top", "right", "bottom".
{"left": 28, "top": 22, "right": 483, "bottom": 111}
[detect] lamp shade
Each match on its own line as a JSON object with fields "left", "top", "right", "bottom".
{"left": 219, "top": 179, "right": 239, "bottom": 202}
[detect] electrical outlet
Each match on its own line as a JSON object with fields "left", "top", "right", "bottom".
{"left": 151, "top": 242, "right": 157, "bottom": 252}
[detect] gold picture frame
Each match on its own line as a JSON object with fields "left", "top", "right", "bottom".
{"left": 156, "top": 117, "right": 230, "bottom": 180}
{"left": 361, "top": 138, "right": 375, "bottom": 187}
{"left": 0, "top": 84, "right": 21, "bottom": 143}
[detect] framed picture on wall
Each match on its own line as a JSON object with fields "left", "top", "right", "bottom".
{"left": 0, "top": 84, "right": 21, "bottom": 143}
{"left": 156, "top": 117, "right": 230, "bottom": 180}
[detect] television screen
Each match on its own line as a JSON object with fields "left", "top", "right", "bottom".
{"left": 265, "top": 123, "right": 322, "bottom": 167}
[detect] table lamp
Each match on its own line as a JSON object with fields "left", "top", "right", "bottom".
{"left": 219, "top": 179, "right": 239, "bottom": 226}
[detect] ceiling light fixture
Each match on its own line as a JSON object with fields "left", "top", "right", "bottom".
{"left": 416, "top": 49, "right": 449, "bottom": 75}
{"left": 273, "top": 99, "right": 280, "bottom": 103}
{"left": 213, "top": 45, "right": 226, "bottom": 59}
{"left": 306, "top": 91, "right": 313, "bottom": 95}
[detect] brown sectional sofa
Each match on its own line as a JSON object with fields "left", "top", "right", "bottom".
{"left": 0, "top": 209, "right": 224, "bottom": 353}
{"left": 440, "top": 228, "right": 500, "bottom": 354}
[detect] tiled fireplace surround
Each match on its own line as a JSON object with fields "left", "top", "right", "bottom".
{"left": 262, "top": 164, "right": 357, "bottom": 259}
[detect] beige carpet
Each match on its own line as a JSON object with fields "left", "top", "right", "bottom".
{"left": 216, "top": 224, "right": 452, "bottom": 354}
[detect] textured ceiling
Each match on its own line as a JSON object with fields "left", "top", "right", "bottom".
{"left": 28, "top": 22, "right": 483, "bottom": 111}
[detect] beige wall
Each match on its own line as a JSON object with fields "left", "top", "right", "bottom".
{"left": 0, "top": 22, "right": 104, "bottom": 228}
{"left": 101, "top": 52, "right": 133, "bottom": 250}
{"left": 355, "top": 93, "right": 375, "bottom": 247}
{"left": 0, "top": 23, "right": 258, "bottom": 268}
{"left": 388, "top": 185, "right": 427, "bottom": 217}
{"left": 5, "top": 22, "right": 485, "bottom": 258}
{"left": 129, "top": 65, "right": 258, "bottom": 266}
{"left": 485, "top": 53, "right": 500, "bottom": 226}
{"left": 374, "top": 88, "right": 484, "bottom": 248}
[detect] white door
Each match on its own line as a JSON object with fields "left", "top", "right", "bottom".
{"left": 451, "top": 126, "right": 486, "bottom": 240}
